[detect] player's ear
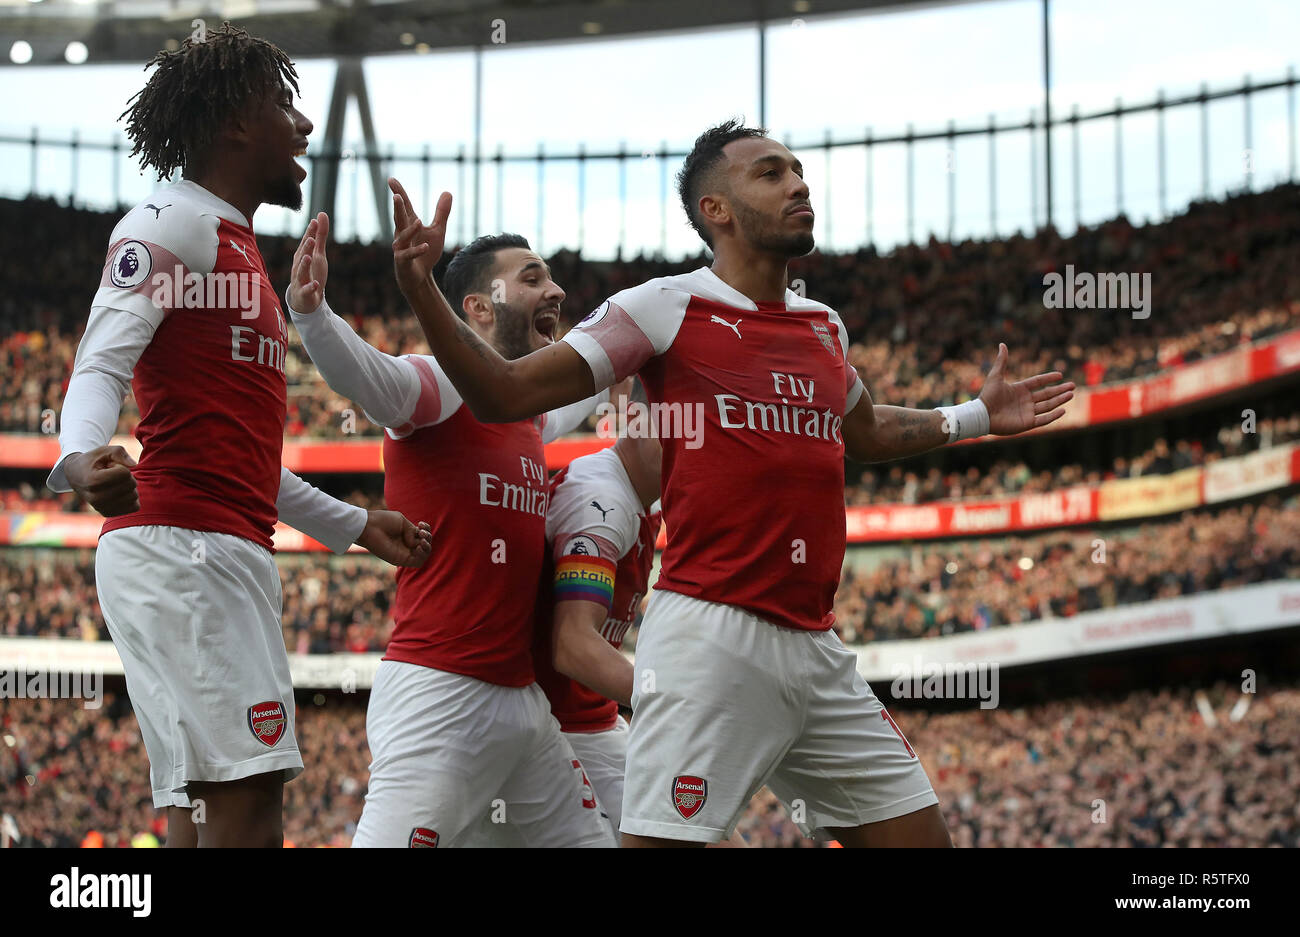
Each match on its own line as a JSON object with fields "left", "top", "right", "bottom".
{"left": 698, "top": 193, "right": 729, "bottom": 237}
{"left": 464, "top": 293, "right": 493, "bottom": 327}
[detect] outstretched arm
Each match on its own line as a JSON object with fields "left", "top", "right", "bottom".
{"left": 388, "top": 179, "right": 597, "bottom": 422}
{"left": 843, "top": 343, "right": 1074, "bottom": 462}
{"left": 276, "top": 468, "right": 432, "bottom": 566}
{"left": 288, "top": 213, "right": 431, "bottom": 430}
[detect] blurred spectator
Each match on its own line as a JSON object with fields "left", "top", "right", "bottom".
{"left": 2, "top": 184, "right": 1297, "bottom": 437}
{"left": 833, "top": 496, "right": 1300, "bottom": 643}
{"left": 4, "top": 680, "right": 1295, "bottom": 848}
{"left": 8, "top": 411, "right": 1299, "bottom": 513}
{"left": 2, "top": 496, "right": 1297, "bottom": 649}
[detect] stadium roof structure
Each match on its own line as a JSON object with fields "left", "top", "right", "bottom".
{"left": 4, "top": 0, "right": 1043, "bottom": 242}
{"left": 0, "top": 0, "right": 979, "bottom": 66}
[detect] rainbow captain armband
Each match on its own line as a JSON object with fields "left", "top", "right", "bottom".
{"left": 553, "top": 554, "right": 617, "bottom": 610}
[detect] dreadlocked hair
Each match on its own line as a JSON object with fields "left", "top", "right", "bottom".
{"left": 120, "top": 22, "right": 299, "bottom": 180}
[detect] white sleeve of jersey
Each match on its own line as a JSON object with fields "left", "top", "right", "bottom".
{"left": 559, "top": 279, "right": 690, "bottom": 390}
{"left": 288, "top": 294, "right": 423, "bottom": 431}
{"left": 827, "top": 307, "right": 866, "bottom": 414}
{"left": 46, "top": 306, "right": 155, "bottom": 493}
{"left": 275, "top": 467, "right": 368, "bottom": 554}
{"left": 49, "top": 194, "right": 223, "bottom": 491}
{"left": 546, "top": 450, "right": 643, "bottom": 561}
{"left": 384, "top": 355, "right": 465, "bottom": 440}
{"left": 539, "top": 387, "right": 610, "bottom": 444}
{"left": 96, "top": 195, "right": 222, "bottom": 327}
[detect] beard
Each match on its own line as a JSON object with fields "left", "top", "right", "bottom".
{"left": 731, "top": 192, "right": 815, "bottom": 257}
{"left": 265, "top": 173, "right": 304, "bottom": 212}
{"left": 491, "top": 301, "right": 536, "bottom": 361}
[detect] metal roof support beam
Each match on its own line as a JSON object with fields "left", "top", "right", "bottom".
{"left": 309, "top": 56, "right": 392, "bottom": 242}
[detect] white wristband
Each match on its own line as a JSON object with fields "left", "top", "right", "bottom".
{"left": 935, "top": 399, "right": 989, "bottom": 443}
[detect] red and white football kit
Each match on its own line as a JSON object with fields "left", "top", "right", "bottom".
{"left": 289, "top": 297, "right": 615, "bottom": 848}
{"left": 47, "top": 181, "right": 368, "bottom": 808}
{"left": 534, "top": 446, "right": 659, "bottom": 835}
{"left": 561, "top": 267, "right": 938, "bottom": 842}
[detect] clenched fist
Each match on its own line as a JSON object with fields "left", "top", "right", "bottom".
{"left": 62, "top": 445, "right": 139, "bottom": 517}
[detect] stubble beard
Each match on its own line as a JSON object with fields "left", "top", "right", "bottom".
{"left": 491, "top": 301, "right": 536, "bottom": 361}
{"left": 731, "top": 192, "right": 815, "bottom": 258}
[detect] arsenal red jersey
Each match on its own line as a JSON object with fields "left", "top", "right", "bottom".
{"left": 532, "top": 448, "right": 658, "bottom": 731}
{"left": 94, "top": 182, "right": 288, "bottom": 551}
{"left": 382, "top": 386, "right": 550, "bottom": 686}
{"left": 560, "top": 268, "right": 865, "bottom": 633}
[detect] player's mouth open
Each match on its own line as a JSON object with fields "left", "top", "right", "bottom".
{"left": 534, "top": 309, "right": 559, "bottom": 342}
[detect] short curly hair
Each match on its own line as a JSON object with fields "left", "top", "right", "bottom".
{"left": 120, "top": 23, "right": 299, "bottom": 180}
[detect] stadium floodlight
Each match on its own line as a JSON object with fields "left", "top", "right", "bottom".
{"left": 65, "top": 41, "right": 88, "bottom": 65}
{"left": 9, "top": 41, "right": 32, "bottom": 65}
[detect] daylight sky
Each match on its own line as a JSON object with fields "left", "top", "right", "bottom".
{"left": 1, "top": 0, "right": 1297, "bottom": 258}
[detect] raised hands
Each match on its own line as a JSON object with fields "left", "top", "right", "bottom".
{"left": 977, "top": 343, "right": 1076, "bottom": 436}
{"left": 389, "top": 177, "right": 452, "bottom": 297}
{"left": 289, "top": 212, "right": 331, "bottom": 313}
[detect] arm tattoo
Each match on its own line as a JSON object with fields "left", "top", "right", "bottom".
{"left": 453, "top": 318, "right": 495, "bottom": 364}
{"left": 896, "top": 410, "right": 931, "bottom": 443}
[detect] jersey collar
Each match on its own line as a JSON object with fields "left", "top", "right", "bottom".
{"left": 694, "top": 265, "right": 825, "bottom": 312}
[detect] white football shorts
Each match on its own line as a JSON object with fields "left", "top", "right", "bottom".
{"left": 621, "top": 590, "right": 939, "bottom": 843}
{"left": 566, "top": 717, "right": 628, "bottom": 838}
{"left": 95, "top": 525, "right": 302, "bottom": 809}
{"left": 458, "top": 716, "right": 627, "bottom": 847}
{"left": 352, "top": 660, "right": 616, "bottom": 848}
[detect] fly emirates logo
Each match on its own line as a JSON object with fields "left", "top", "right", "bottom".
{"left": 714, "top": 372, "right": 843, "bottom": 444}
{"left": 478, "top": 454, "right": 549, "bottom": 517}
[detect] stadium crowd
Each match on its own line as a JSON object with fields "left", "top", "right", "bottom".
{"left": 7, "top": 408, "right": 1298, "bottom": 515}
{"left": 2, "top": 495, "right": 1296, "bottom": 651}
{"left": 846, "top": 409, "right": 1300, "bottom": 505}
{"left": 2, "top": 183, "right": 1297, "bottom": 437}
{"left": 3, "top": 679, "right": 1295, "bottom": 847}
{"left": 920, "top": 680, "right": 1300, "bottom": 848}
{"left": 834, "top": 496, "right": 1300, "bottom": 643}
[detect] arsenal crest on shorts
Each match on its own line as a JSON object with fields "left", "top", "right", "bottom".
{"left": 810, "top": 321, "right": 837, "bottom": 356}
{"left": 672, "top": 775, "right": 708, "bottom": 820}
{"left": 408, "top": 827, "right": 439, "bottom": 848}
{"left": 247, "top": 700, "right": 286, "bottom": 747}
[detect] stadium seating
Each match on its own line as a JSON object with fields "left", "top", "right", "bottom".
{"left": 4, "top": 679, "right": 1295, "bottom": 847}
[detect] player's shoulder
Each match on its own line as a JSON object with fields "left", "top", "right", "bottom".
{"left": 559, "top": 447, "right": 635, "bottom": 499}
{"left": 573, "top": 268, "right": 718, "bottom": 349}
{"left": 386, "top": 352, "right": 459, "bottom": 436}
{"left": 602, "top": 270, "right": 703, "bottom": 316}
{"left": 400, "top": 351, "right": 446, "bottom": 382}
{"left": 547, "top": 447, "right": 641, "bottom": 551}
{"left": 109, "top": 181, "right": 247, "bottom": 274}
